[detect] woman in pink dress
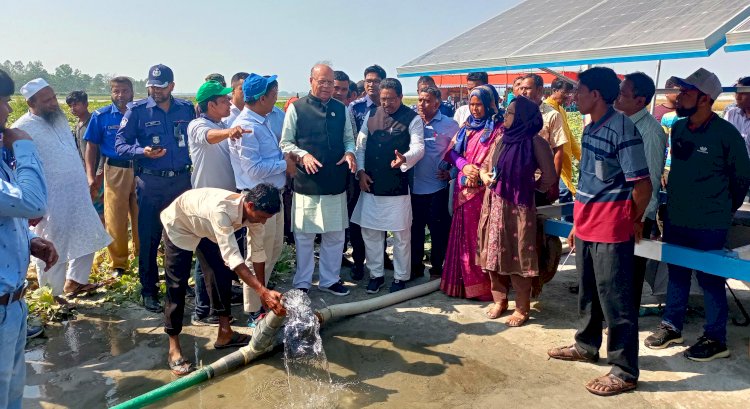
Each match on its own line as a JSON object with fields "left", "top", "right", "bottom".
{"left": 441, "top": 85, "right": 503, "bottom": 300}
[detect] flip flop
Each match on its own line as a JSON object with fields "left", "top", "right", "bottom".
{"left": 168, "top": 357, "right": 195, "bottom": 377}
{"left": 213, "top": 332, "right": 251, "bottom": 349}
{"left": 65, "top": 282, "right": 103, "bottom": 298}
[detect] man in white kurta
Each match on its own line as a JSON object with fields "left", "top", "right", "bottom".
{"left": 280, "top": 64, "right": 357, "bottom": 297}
{"left": 13, "top": 79, "right": 111, "bottom": 299}
{"left": 352, "top": 78, "right": 424, "bottom": 294}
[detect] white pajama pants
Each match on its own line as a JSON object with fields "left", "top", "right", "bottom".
{"left": 292, "top": 230, "right": 345, "bottom": 290}
{"left": 36, "top": 252, "right": 95, "bottom": 296}
{"left": 361, "top": 227, "right": 411, "bottom": 281}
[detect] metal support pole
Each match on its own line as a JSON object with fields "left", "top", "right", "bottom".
{"left": 650, "top": 59, "right": 662, "bottom": 115}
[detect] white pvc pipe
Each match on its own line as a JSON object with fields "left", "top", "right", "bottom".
{"left": 316, "top": 279, "right": 441, "bottom": 324}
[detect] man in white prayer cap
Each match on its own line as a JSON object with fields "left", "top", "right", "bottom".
{"left": 12, "top": 79, "right": 110, "bottom": 302}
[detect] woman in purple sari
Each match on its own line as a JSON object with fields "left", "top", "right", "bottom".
{"left": 441, "top": 85, "right": 503, "bottom": 300}
{"left": 477, "top": 96, "right": 556, "bottom": 325}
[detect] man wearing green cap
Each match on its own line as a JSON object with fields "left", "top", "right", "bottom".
{"left": 188, "top": 80, "right": 253, "bottom": 325}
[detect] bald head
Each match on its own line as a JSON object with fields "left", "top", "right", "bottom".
{"left": 310, "top": 64, "right": 334, "bottom": 102}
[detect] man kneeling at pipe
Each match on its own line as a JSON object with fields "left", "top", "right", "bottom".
{"left": 160, "top": 184, "right": 287, "bottom": 376}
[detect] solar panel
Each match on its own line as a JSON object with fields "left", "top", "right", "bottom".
{"left": 398, "top": 0, "right": 750, "bottom": 76}
{"left": 725, "top": 15, "right": 750, "bottom": 52}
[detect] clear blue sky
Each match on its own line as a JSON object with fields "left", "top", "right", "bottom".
{"left": 4, "top": 0, "right": 748, "bottom": 94}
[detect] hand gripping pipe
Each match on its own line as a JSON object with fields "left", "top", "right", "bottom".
{"left": 109, "top": 279, "right": 441, "bottom": 409}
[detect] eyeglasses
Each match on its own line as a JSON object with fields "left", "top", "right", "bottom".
{"left": 365, "top": 79, "right": 381, "bottom": 85}
{"left": 315, "top": 79, "right": 334, "bottom": 87}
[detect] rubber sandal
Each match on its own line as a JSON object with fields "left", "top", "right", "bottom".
{"left": 213, "top": 332, "right": 251, "bottom": 349}
{"left": 65, "top": 282, "right": 103, "bottom": 299}
{"left": 584, "top": 374, "right": 637, "bottom": 396}
{"left": 486, "top": 302, "right": 508, "bottom": 319}
{"left": 168, "top": 357, "right": 195, "bottom": 377}
{"left": 505, "top": 311, "right": 529, "bottom": 327}
{"left": 547, "top": 344, "right": 599, "bottom": 362}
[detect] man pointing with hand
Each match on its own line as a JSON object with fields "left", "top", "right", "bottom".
{"left": 352, "top": 78, "right": 424, "bottom": 294}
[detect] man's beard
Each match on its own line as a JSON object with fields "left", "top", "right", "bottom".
{"left": 40, "top": 107, "right": 66, "bottom": 124}
{"left": 675, "top": 105, "right": 697, "bottom": 118}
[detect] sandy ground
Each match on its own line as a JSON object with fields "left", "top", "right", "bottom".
{"left": 22, "top": 243, "right": 750, "bottom": 409}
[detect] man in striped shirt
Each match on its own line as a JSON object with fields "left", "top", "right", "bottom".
{"left": 548, "top": 67, "right": 652, "bottom": 397}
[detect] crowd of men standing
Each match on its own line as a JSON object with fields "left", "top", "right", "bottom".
{"left": 1, "top": 61, "right": 750, "bottom": 404}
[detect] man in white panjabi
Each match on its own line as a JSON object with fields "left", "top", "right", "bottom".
{"left": 280, "top": 64, "right": 357, "bottom": 297}
{"left": 353, "top": 78, "right": 424, "bottom": 294}
{"left": 12, "top": 79, "right": 111, "bottom": 300}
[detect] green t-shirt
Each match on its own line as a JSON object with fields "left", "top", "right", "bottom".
{"left": 667, "top": 114, "right": 750, "bottom": 230}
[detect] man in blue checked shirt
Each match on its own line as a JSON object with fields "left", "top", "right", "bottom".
{"left": 115, "top": 64, "right": 195, "bottom": 313}
{"left": 0, "top": 69, "right": 58, "bottom": 409}
{"left": 228, "top": 73, "right": 295, "bottom": 325}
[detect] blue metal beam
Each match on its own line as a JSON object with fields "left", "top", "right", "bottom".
{"left": 725, "top": 43, "right": 750, "bottom": 52}
{"left": 543, "top": 219, "right": 750, "bottom": 281}
{"left": 398, "top": 38, "right": 726, "bottom": 78}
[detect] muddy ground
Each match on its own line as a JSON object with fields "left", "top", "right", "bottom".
{"left": 23, "top": 247, "right": 750, "bottom": 409}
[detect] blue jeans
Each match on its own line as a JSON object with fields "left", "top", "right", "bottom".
{"left": 558, "top": 179, "right": 574, "bottom": 223}
{"left": 0, "top": 300, "right": 27, "bottom": 409}
{"left": 662, "top": 224, "right": 729, "bottom": 343}
{"left": 193, "top": 262, "right": 210, "bottom": 319}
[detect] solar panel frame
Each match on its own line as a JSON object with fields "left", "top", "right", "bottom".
{"left": 398, "top": 0, "right": 750, "bottom": 76}
{"left": 725, "top": 15, "right": 750, "bottom": 52}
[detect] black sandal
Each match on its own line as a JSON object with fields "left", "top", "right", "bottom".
{"left": 213, "top": 332, "right": 251, "bottom": 349}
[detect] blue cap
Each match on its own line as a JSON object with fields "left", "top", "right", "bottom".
{"left": 242, "top": 73, "right": 278, "bottom": 102}
{"left": 146, "top": 64, "right": 174, "bottom": 88}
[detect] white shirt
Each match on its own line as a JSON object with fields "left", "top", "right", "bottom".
{"left": 453, "top": 105, "right": 470, "bottom": 126}
{"left": 160, "top": 188, "right": 266, "bottom": 268}
{"left": 351, "top": 108, "right": 425, "bottom": 231}
{"left": 223, "top": 103, "right": 241, "bottom": 127}
{"left": 11, "top": 112, "right": 111, "bottom": 262}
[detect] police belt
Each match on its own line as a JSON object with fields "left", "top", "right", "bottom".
{"left": 0, "top": 282, "right": 27, "bottom": 307}
{"left": 105, "top": 157, "right": 133, "bottom": 168}
{"left": 138, "top": 165, "right": 191, "bottom": 178}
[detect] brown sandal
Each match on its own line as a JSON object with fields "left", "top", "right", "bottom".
{"left": 505, "top": 311, "right": 529, "bottom": 327}
{"left": 485, "top": 302, "right": 508, "bottom": 319}
{"left": 585, "top": 374, "right": 637, "bottom": 396}
{"left": 547, "top": 344, "right": 599, "bottom": 362}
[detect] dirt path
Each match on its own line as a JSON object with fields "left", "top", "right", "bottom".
{"left": 23, "top": 258, "right": 750, "bottom": 408}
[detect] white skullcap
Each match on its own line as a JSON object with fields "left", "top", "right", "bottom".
{"left": 20, "top": 78, "right": 50, "bottom": 100}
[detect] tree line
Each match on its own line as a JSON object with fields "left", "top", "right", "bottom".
{"left": 1, "top": 60, "right": 148, "bottom": 96}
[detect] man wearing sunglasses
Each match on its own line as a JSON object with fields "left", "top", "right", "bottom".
{"left": 644, "top": 68, "right": 750, "bottom": 362}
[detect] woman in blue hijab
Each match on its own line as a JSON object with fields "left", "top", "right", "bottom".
{"left": 441, "top": 85, "right": 503, "bottom": 300}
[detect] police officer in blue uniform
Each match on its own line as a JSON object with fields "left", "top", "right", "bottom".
{"left": 115, "top": 64, "right": 195, "bottom": 313}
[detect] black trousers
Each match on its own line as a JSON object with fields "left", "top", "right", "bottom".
{"left": 574, "top": 238, "right": 639, "bottom": 382}
{"left": 163, "top": 232, "right": 193, "bottom": 336}
{"left": 195, "top": 238, "right": 236, "bottom": 317}
{"left": 164, "top": 235, "right": 238, "bottom": 336}
{"left": 631, "top": 218, "right": 655, "bottom": 311}
{"left": 410, "top": 187, "right": 451, "bottom": 275}
{"left": 136, "top": 173, "right": 191, "bottom": 298}
{"left": 346, "top": 173, "right": 366, "bottom": 265}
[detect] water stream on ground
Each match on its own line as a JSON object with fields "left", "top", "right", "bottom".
{"left": 281, "top": 289, "right": 347, "bottom": 408}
